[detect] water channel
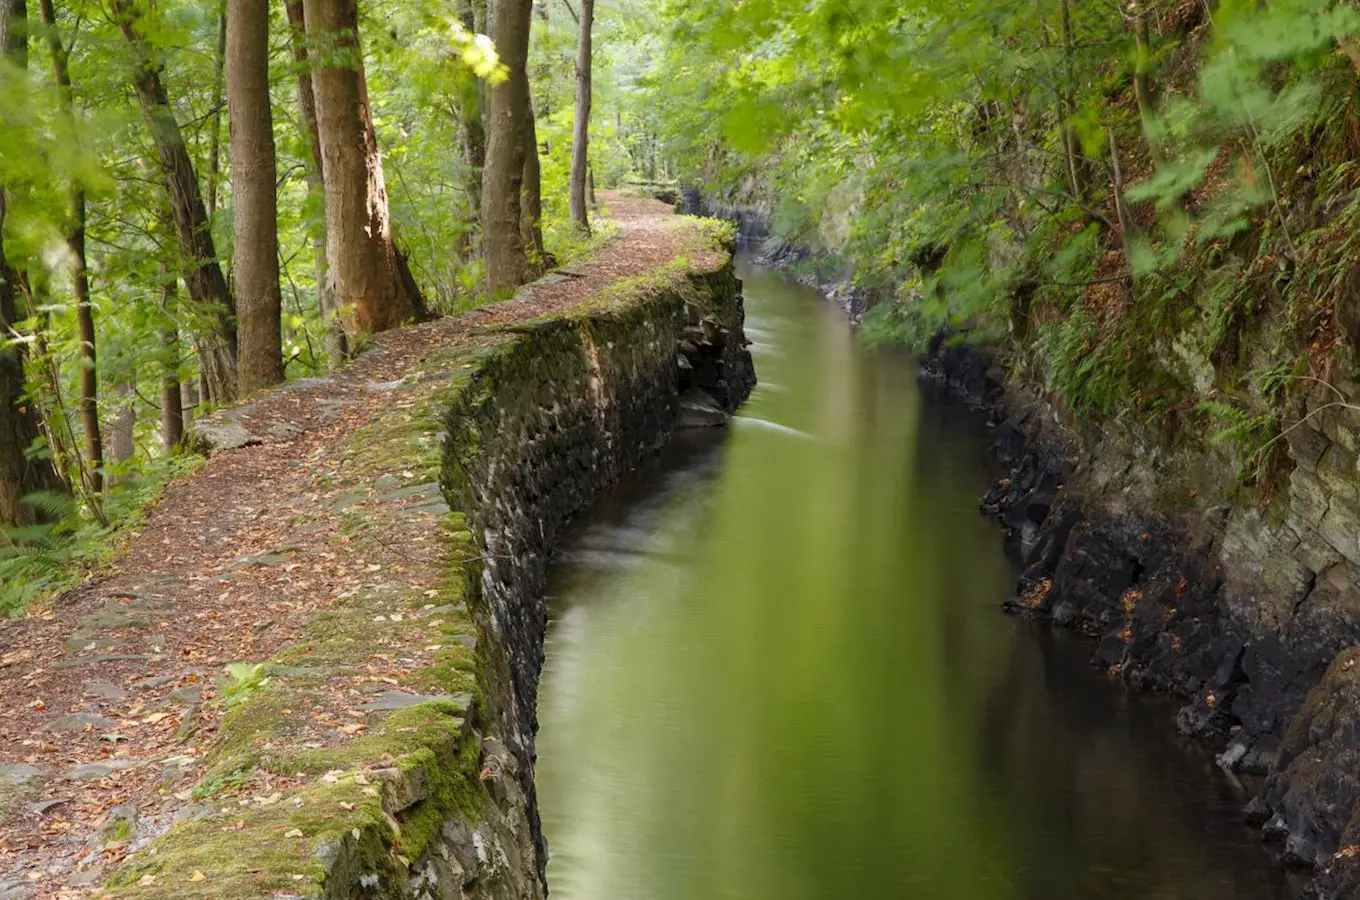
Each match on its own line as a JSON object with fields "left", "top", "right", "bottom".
{"left": 535, "top": 258, "right": 1298, "bottom": 900}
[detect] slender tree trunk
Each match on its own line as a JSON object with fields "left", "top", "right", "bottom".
{"left": 587, "top": 165, "right": 596, "bottom": 205}
{"left": 0, "top": 0, "right": 63, "bottom": 526}
{"left": 302, "top": 0, "right": 418, "bottom": 337}
{"left": 107, "top": 380, "right": 135, "bottom": 486}
{"left": 37, "top": 0, "right": 101, "bottom": 493}
{"left": 228, "top": 0, "right": 283, "bottom": 394}
{"left": 568, "top": 0, "right": 593, "bottom": 234}
{"left": 521, "top": 102, "right": 550, "bottom": 272}
{"left": 454, "top": 0, "right": 486, "bottom": 262}
{"left": 180, "top": 379, "right": 197, "bottom": 431}
{"left": 159, "top": 272, "right": 184, "bottom": 451}
{"left": 482, "top": 0, "right": 533, "bottom": 294}
{"left": 206, "top": 5, "right": 226, "bottom": 216}
{"left": 285, "top": 0, "right": 347, "bottom": 363}
{"left": 110, "top": 0, "right": 238, "bottom": 402}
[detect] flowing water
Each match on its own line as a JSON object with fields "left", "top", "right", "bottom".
{"left": 535, "top": 259, "right": 1298, "bottom": 900}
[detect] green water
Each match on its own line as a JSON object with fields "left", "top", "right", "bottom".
{"left": 535, "top": 260, "right": 1296, "bottom": 900}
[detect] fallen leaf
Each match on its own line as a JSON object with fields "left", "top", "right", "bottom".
{"left": 138, "top": 874, "right": 157, "bottom": 886}
{"left": 188, "top": 870, "right": 207, "bottom": 883}
{"left": 284, "top": 828, "right": 304, "bottom": 838}
{"left": 142, "top": 712, "right": 170, "bottom": 725}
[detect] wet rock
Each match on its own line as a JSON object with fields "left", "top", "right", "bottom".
{"left": 677, "top": 387, "right": 728, "bottom": 428}
{"left": 1257, "top": 648, "right": 1360, "bottom": 873}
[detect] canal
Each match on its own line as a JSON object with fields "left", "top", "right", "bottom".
{"left": 535, "top": 258, "right": 1296, "bottom": 900}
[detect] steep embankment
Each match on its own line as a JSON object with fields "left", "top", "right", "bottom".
{"left": 0, "top": 195, "right": 753, "bottom": 899}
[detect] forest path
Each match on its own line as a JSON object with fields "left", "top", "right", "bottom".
{"left": 0, "top": 194, "right": 686, "bottom": 898}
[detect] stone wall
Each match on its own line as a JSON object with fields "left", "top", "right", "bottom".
{"left": 439, "top": 261, "right": 753, "bottom": 887}
{"left": 104, "top": 245, "right": 752, "bottom": 899}
{"left": 920, "top": 340, "right": 1360, "bottom": 897}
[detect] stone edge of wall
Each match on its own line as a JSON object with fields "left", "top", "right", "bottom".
{"left": 102, "top": 232, "right": 753, "bottom": 899}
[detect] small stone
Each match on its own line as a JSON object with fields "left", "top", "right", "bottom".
{"left": 68, "top": 759, "right": 137, "bottom": 781}
{"left": 26, "top": 798, "right": 69, "bottom": 815}
{"left": 84, "top": 681, "right": 129, "bottom": 702}
{"left": 131, "top": 675, "right": 176, "bottom": 690}
{"left": 52, "top": 654, "right": 148, "bottom": 670}
{"left": 357, "top": 691, "right": 471, "bottom": 712}
{"left": 374, "top": 474, "right": 402, "bottom": 491}
{"left": 48, "top": 713, "right": 117, "bottom": 732}
{"left": 168, "top": 686, "right": 202, "bottom": 706}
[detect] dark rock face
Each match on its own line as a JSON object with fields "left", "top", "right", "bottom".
{"left": 440, "top": 261, "right": 753, "bottom": 886}
{"left": 920, "top": 337, "right": 1360, "bottom": 897}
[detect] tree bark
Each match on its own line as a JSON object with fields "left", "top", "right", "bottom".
{"left": 228, "top": 0, "right": 283, "bottom": 394}
{"left": 37, "top": 0, "right": 101, "bottom": 493}
{"left": 482, "top": 0, "right": 533, "bottom": 294}
{"left": 285, "top": 0, "right": 347, "bottom": 363}
{"left": 110, "top": 0, "right": 238, "bottom": 402}
{"left": 206, "top": 6, "right": 226, "bottom": 216}
{"left": 302, "top": 0, "right": 418, "bottom": 337}
{"left": 159, "top": 274, "right": 184, "bottom": 451}
{"left": 107, "top": 380, "right": 135, "bottom": 486}
{"left": 568, "top": 0, "right": 593, "bottom": 234}
{"left": 453, "top": 0, "right": 486, "bottom": 262}
{"left": 0, "top": 0, "right": 64, "bottom": 526}
{"left": 521, "top": 102, "right": 550, "bottom": 272}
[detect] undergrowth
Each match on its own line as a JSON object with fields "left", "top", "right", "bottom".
{"left": 0, "top": 453, "right": 203, "bottom": 616}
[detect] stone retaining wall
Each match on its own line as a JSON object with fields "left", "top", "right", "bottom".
{"left": 105, "top": 240, "right": 752, "bottom": 899}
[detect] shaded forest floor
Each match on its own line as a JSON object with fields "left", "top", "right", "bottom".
{"left": 0, "top": 194, "right": 691, "bottom": 898}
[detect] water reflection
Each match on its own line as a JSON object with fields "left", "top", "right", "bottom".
{"left": 536, "top": 261, "right": 1296, "bottom": 900}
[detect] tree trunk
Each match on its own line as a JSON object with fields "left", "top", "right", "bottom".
{"left": 110, "top": 0, "right": 238, "bottom": 402}
{"left": 180, "top": 379, "right": 198, "bottom": 431}
{"left": 107, "top": 380, "right": 135, "bottom": 487}
{"left": 521, "top": 102, "right": 550, "bottom": 273}
{"left": 302, "top": 0, "right": 418, "bottom": 337}
{"left": 0, "top": 0, "right": 63, "bottom": 527}
{"left": 206, "top": 5, "right": 226, "bottom": 216}
{"left": 285, "top": 0, "right": 347, "bottom": 363}
{"left": 160, "top": 277, "right": 184, "bottom": 451}
{"left": 37, "top": 0, "right": 102, "bottom": 494}
{"left": 454, "top": 0, "right": 486, "bottom": 262}
{"left": 228, "top": 0, "right": 283, "bottom": 395}
{"left": 482, "top": 0, "right": 533, "bottom": 295}
{"left": 587, "top": 165, "right": 596, "bottom": 205}
{"left": 568, "top": 0, "right": 593, "bottom": 234}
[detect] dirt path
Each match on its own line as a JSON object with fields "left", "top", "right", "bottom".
{"left": 0, "top": 195, "right": 694, "bottom": 898}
